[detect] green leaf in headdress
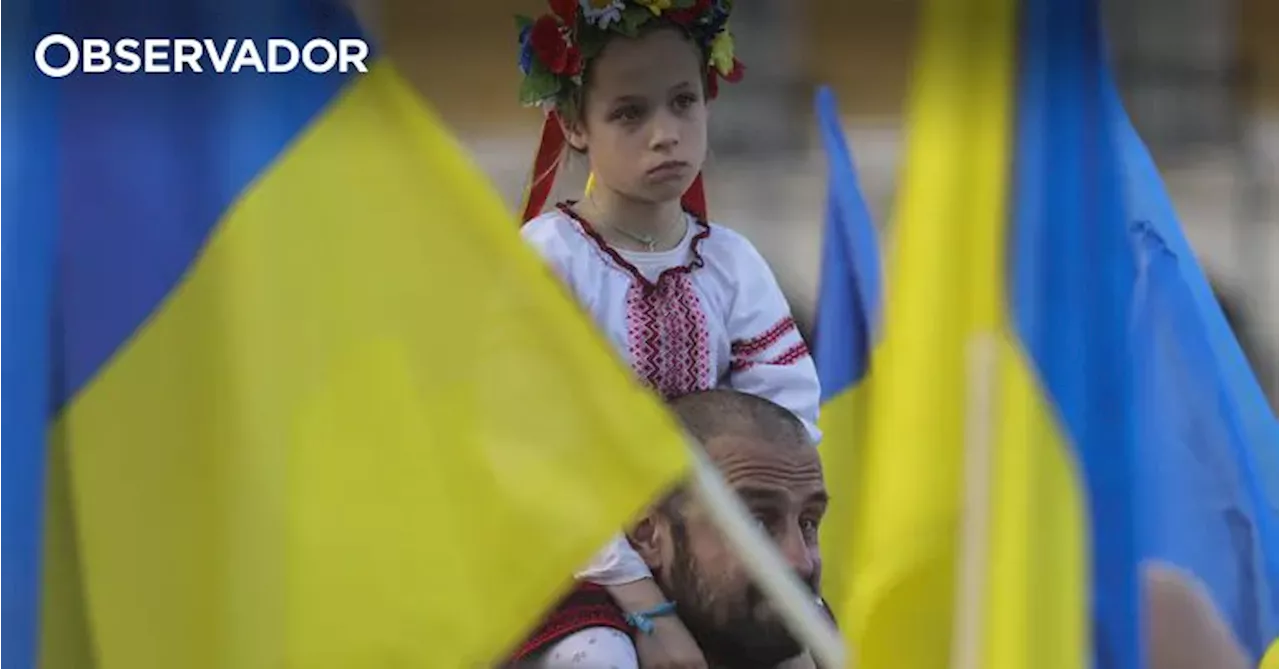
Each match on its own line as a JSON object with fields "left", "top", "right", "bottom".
{"left": 519, "top": 64, "right": 562, "bottom": 106}
{"left": 578, "top": 29, "right": 608, "bottom": 61}
{"left": 618, "top": 5, "right": 652, "bottom": 36}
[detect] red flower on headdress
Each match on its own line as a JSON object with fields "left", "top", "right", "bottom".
{"left": 722, "top": 57, "right": 744, "bottom": 82}
{"left": 530, "top": 14, "right": 582, "bottom": 75}
{"left": 705, "top": 57, "right": 743, "bottom": 99}
{"left": 548, "top": 0, "right": 579, "bottom": 24}
{"left": 667, "top": 0, "right": 712, "bottom": 26}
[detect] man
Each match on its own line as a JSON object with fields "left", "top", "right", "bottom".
{"left": 509, "top": 389, "right": 829, "bottom": 668}
{"left": 628, "top": 389, "right": 829, "bottom": 668}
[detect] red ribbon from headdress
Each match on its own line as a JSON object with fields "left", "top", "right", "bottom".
{"left": 518, "top": 112, "right": 708, "bottom": 225}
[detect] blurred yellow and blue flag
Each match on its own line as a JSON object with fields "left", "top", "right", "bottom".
{"left": 810, "top": 86, "right": 882, "bottom": 623}
{"left": 1109, "top": 78, "right": 1279, "bottom": 660}
{"left": 837, "top": 0, "right": 1144, "bottom": 667}
{"left": 0, "top": 13, "right": 58, "bottom": 665}
{"left": 5, "top": 1, "right": 691, "bottom": 667}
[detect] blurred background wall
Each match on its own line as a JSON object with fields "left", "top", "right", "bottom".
{"left": 368, "top": 0, "right": 1278, "bottom": 405}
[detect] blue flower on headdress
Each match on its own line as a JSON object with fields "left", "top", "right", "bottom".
{"left": 704, "top": 0, "right": 729, "bottom": 33}
{"left": 580, "top": 0, "right": 625, "bottom": 28}
{"left": 518, "top": 23, "right": 535, "bottom": 74}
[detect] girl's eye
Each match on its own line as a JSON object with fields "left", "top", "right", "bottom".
{"left": 673, "top": 93, "right": 699, "bottom": 110}
{"left": 611, "top": 105, "right": 644, "bottom": 122}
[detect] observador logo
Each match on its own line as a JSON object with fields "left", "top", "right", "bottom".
{"left": 34, "top": 34, "right": 371, "bottom": 77}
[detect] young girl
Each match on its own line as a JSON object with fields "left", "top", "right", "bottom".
{"left": 509, "top": 1, "right": 820, "bottom": 667}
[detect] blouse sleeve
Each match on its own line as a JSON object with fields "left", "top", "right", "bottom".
{"left": 521, "top": 217, "right": 577, "bottom": 292}
{"left": 575, "top": 533, "right": 653, "bottom": 586}
{"left": 724, "top": 242, "right": 822, "bottom": 444}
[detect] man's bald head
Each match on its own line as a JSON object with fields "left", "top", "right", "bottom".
{"left": 670, "top": 389, "right": 811, "bottom": 454}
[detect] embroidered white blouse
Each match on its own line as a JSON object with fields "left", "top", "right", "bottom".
{"left": 522, "top": 204, "right": 822, "bottom": 586}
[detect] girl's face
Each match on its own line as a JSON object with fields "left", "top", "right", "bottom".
{"left": 563, "top": 27, "right": 708, "bottom": 206}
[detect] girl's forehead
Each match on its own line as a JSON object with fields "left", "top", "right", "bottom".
{"left": 591, "top": 30, "right": 704, "bottom": 92}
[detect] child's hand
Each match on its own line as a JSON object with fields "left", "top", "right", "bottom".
{"left": 633, "top": 615, "right": 708, "bottom": 669}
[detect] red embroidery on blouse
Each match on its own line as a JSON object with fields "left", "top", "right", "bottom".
{"left": 730, "top": 341, "right": 811, "bottom": 372}
{"left": 731, "top": 317, "right": 798, "bottom": 358}
{"left": 506, "top": 583, "right": 631, "bottom": 663}
{"left": 626, "top": 272, "right": 712, "bottom": 399}
{"left": 555, "top": 202, "right": 710, "bottom": 290}
{"left": 554, "top": 202, "right": 714, "bottom": 399}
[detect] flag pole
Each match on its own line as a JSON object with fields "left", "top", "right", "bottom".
{"left": 347, "top": 0, "right": 382, "bottom": 45}
{"left": 949, "top": 333, "right": 999, "bottom": 669}
{"left": 687, "top": 440, "right": 848, "bottom": 669}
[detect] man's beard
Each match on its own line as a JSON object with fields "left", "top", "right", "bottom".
{"left": 662, "top": 519, "right": 807, "bottom": 668}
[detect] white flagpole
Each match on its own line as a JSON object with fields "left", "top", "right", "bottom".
{"left": 949, "top": 333, "right": 999, "bottom": 669}
{"left": 688, "top": 441, "right": 848, "bottom": 669}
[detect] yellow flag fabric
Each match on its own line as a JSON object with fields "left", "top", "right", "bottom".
{"left": 41, "top": 61, "right": 688, "bottom": 668}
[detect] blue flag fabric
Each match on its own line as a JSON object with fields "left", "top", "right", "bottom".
{"left": 813, "top": 85, "right": 882, "bottom": 399}
{"left": 1111, "top": 86, "right": 1279, "bottom": 661}
{"left": 1108, "top": 87, "right": 1279, "bottom": 489}
{"left": 1129, "top": 221, "right": 1279, "bottom": 659}
{"left": 2, "top": 3, "right": 61, "bottom": 667}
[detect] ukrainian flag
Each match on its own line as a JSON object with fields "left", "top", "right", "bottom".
{"left": 838, "top": 0, "right": 1142, "bottom": 666}
{"left": 12, "top": 1, "right": 690, "bottom": 666}
{"left": 811, "top": 85, "right": 882, "bottom": 624}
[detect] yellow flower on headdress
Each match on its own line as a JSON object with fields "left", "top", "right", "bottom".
{"left": 709, "top": 29, "right": 735, "bottom": 76}
{"left": 634, "top": 0, "right": 672, "bottom": 15}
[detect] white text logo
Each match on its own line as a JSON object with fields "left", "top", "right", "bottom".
{"left": 35, "top": 35, "right": 370, "bottom": 77}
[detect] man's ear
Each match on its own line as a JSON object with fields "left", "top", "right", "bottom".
{"left": 627, "top": 514, "right": 665, "bottom": 570}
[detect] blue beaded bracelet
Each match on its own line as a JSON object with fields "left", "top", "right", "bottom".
{"left": 624, "top": 601, "right": 678, "bottom": 635}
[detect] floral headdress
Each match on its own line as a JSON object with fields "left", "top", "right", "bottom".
{"left": 516, "top": 0, "right": 744, "bottom": 223}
